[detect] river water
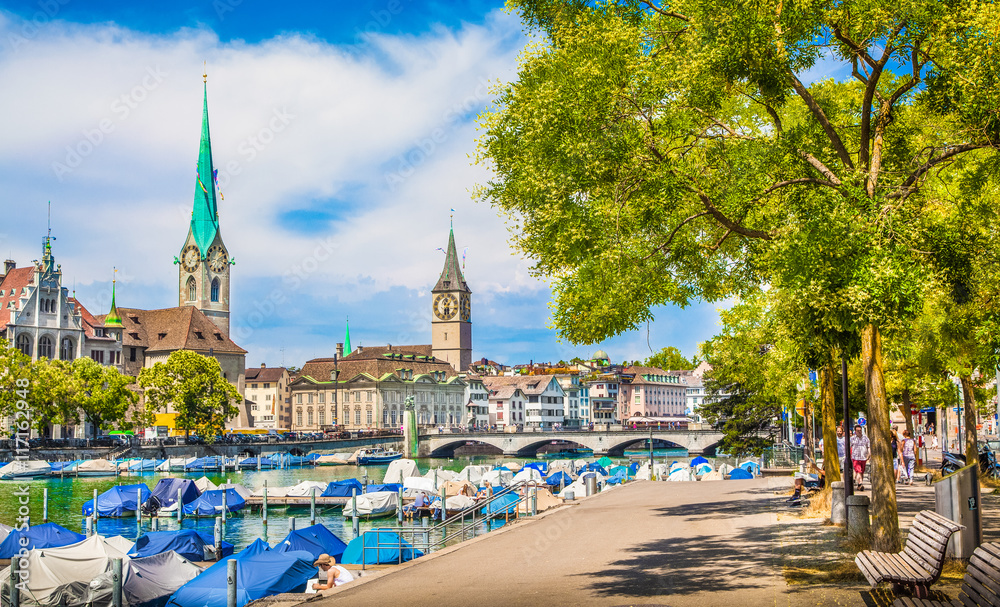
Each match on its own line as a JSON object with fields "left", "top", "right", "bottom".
{"left": 0, "top": 451, "right": 691, "bottom": 551}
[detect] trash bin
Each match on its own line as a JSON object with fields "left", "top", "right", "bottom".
{"left": 564, "top": 490, "right": 575, "bottom": 501}
{"left": 934, "top": 462, "right": 982, "bottom": 559}
{"left": 585, "top": 475, "right": 597, "bottom": 496}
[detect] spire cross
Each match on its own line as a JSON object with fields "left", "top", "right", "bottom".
{"left": 203, "top": 61, "right": 207, "bottom": 83}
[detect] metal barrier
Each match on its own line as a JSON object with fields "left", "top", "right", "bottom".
{"left": 355, "top": 481, "right": 537, "bottom": 569}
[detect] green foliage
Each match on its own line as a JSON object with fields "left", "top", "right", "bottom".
{"left": 0, "top": 340, "right": 33, "bottom": 421}
{"left": 644, "top": 346, "right": 698, "bottom": 370}
{"left": 71, "top": 357, "right": 139, "bottom": 438}
{"left": 138, "top": 350, "right": 240, "bottom": 442}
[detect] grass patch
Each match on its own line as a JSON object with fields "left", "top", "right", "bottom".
{"left": 784, "top": 559, "right": 866, "bottom": 585}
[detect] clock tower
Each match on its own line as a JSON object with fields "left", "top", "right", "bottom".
{"left": 176, "top": 75, "right": 231, "bottom": 335}
{"left": 431, "top": 224, "right": 471, "bottom": 372}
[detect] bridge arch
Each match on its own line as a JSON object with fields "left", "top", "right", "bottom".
{"left": 603, "top": 437, "right": 686, "bottom": 456}
{"left": 428, "top": 439, "right": 504, "bottom": 458}
{"left": 512, "top": 438, "right": 590, "bottom": 458}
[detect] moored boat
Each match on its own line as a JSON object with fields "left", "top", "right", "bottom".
{"left": 0, "top": 460, "right": 51, "bottom": 479}
{"left": 356, "top": 447, "right": 403, "bottom": 465}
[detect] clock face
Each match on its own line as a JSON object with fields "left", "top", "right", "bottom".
{"left": 460, "top": 294, "right": 471, "bottom": 322}
{"left": 208, "top": 245, "right": 228, "bottom": 273}
{"left": 433, "top": 293, "right": 458, "bottom": 320}
{"left": 181, "top": 245, "right": 200, "bottom": 273}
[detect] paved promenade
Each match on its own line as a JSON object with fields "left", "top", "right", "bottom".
{"left": 303, "top": 478, "right": 865, "bottom": 607}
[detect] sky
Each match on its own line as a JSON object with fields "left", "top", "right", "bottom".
{"left": 0, "top": 1, "right": 848, "bottom": 369}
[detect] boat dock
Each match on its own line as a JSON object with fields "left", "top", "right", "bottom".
{"left": 244, "top": 496, "right": 349, "bottom": 508}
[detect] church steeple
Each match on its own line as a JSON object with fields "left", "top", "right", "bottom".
{"left": 433, "top": 224, "right": 469, "bottom": 293}
{"left": 105, "top": 269, "right": 122, "bottom": 327}
{"left": 344, "top": 318, "right": 352, "bottom": 355}
{"left": 190, "top": 76, "right": 220, "bottom": 254}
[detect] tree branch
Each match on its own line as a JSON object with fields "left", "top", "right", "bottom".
{"left": 644, "top": 212, "right": 710, "bottom": 259}
{"left": 638, "top": 0, "right": 689, "bottom": 21}
{"left": 797, "top": 150, "right": 844, "bottom": 185}
{"left": 891, "top": 143, "right": 996, "bottom": 199}
{"left": 693, "top": 190, "right": 773, "bottom": 240}
{"left": 758, "top": 177, "right": 839, "bottom": 197}
{"left": 789, "top": 75, "right": 855, "bottom": 170}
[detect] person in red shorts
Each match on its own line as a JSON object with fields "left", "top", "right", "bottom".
{"left": 851, "top": 425, "right": 871, "bottom": 491}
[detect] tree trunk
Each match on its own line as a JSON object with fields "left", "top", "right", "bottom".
{"left": 821, "top": 362, "right": 841, "bottom": 483}
{"left": 803, "top": 395, "right": 813, "bottom": 465}
{"left": 960, "top": 375, "right": 979, "bottom": 471}
{"left": 862, "top": 324, "right": 901, "bottom": 552}
{"left": 901, "top": 389, "right": 915, "bottom": 442}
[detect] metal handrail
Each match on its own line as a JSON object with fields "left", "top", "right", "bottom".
{"left": 355, "top": 480, "right": 537, "bottom": 569}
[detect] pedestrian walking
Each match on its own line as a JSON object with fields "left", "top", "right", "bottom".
{"left": 851, "top": 425, "right": 871, "bottom": 491}
{"left": 900, "top": 429, "right": 916, "bottom": 485}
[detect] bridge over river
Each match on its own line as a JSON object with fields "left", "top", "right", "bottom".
{"left": 418, "top": 429, "right": 725, "bottom": 457}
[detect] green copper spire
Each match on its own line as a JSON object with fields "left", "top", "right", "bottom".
{"left": 105, "top": 269, "right": 122, "bottom": 327}
{"left": 344, "top": 318, "right": 352, "bottom": 356}
{"left": 190, "top": 77, "right": 220, "bottom": 254}
{"left": 433, "top": 224, "right": 469, "bottom": 293}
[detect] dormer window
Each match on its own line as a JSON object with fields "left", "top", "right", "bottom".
{"left": 129, "top": 315, "right": 140, "bottom": 324}
{"left": 158, "top": 333, "right": 167, "bottom": 340}
{"left": 214, "top": 333, "right": 223, "bottom": 341}
{"left": 195, "top": 331, "right": 205, "bottom": 339}
{"left": 129, "top": 331, "right": 139, "bottom": 339}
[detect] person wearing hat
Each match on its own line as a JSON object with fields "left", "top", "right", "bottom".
{"left": 312, "top": 554, "right": 354, "bottom": 591}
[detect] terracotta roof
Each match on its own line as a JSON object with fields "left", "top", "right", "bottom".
{"left": 67, "top": 298, "right": 116, "bottom": 342}
{"left": 297, "top": 348, "right": 459, "bottom": 385}
{"left": 245, "top": 367, "right": 287, "bottom": 382}
{"left": 481, "top": 375, "right": 560, "bottom": 396}
{"left": 623, "top": 366, "right": 682, "bottom": 386}
{"left": 343, "top": 344, "right": 434, "bottom": 359}
{"left": 94, "top": 306, "right": 246, "bottom": 354}
{"left": 487, "top": 385, "right": 524, "bottom": 400}
{"left": 0, "top": 267, "right": 35, "bottom": 331}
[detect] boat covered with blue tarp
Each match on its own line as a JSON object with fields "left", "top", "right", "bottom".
{"left": 148, "top": 478, "right": 200, "bottom": 512}
{"left": 129, "top": 529, "right": 233, "bottom": 562}
{"left": 320, "top": 478, "right": 364, "bottom": 498}
{"left": 728, "top": 468, "right": 754, "bottom": 480}
{"left": 481, "top": 492, "right": 520, "bottom": 517}
{"left": 364, "top": 483, "right": 402, "bottom": 494}
{"left": 545, "top": 471, "right": 573, "bottom": 486}
{"left": 82, "top": 484, "right": 151, "bottom": 517}
{"left": 182, "top": 488, "right": 246, "bottom": 516}
{"left": 184, "top": 456, "right": 224, "bottom": 471}
{"left": 340, "top": 529, "right": 422, "bottom": 565}
{"left": 166, "top": 538, "right": 315, "bottom": 607}
{"left": 0, "top": 523, "right": 85, "bottom": 558}
{"left": 274, "top": 524, "right": 347, "bottom": 561}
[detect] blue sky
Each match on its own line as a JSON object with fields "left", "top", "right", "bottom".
{"left": 0, "top": 1, "right": 744, "bottom": 368}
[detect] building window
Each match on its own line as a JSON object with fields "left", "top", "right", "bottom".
{"left": 367, "top": 391, "right": 373, "bottom": 402}
{"left": 331, "top": 405, "right": 337, "bottom": 422}
{"left": 210, "top": 278, "right": 220, "bottom": 302}
{"left": 186, "top": 277, "right": 197, "bottom": 302}
{"left": 129, "top": 347, "right": 136, "bottom": 362}
{"left": 296, "top": 394, "right": 303, "bottom": 404}
{"left": 367, "top": 410, "right": 373, "bottom": 424}
{"left": 383, "top": 408, "right": 388, "bottom": 424}
{"left": 15, "top": 334, "right": 30, "bottom": 357}
{"left": 318, "top": 409, "right": 325, "bottom": 425}
{"left": 330, "top": 393, "right": 337, "bottom": 404}
{"left": 355, "top": 409, "right": 361, "bottom": 425}
{"left": 263, "top": 383, "right": 270, "bottom": 389}
{"left": 296, "top": 409, "right": 303, "bottom": 426}
{"left": 308, "top": 393, "right": 314, "bottom": 404}
{"left": 318, "top": 392, "right": 325, "bottom": 403}
{"left": 391, "top": 409, "right": 397, "bottom": 424}
{"left": 38, "top": 336, "right": 53, "bottom": 359}
{"left": 307, "top": 409, "right": 313, "bottom": 425}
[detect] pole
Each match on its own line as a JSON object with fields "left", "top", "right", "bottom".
{"left": 310, "top": 487, "right": 316, "bottom": 526}
{"left": 85, "top": 516, "right": 93, "bottom": 537}
{"left": 136, "top": 487, "right": 142, "bottom": 524}
{"left": 226, "top": 560, "right": 237, "bottom": 607}
{"left": 111, "top": 558, "right": 123, "bottom": 607}
{"left": 351, "top": 489, "right": 360, "bottom": 538}
{"left": 262, "top": 480, "right": 268, "bottom": 531}
{"left": 841, "top": 355, "right": 853, "bottom": 535}
{"left": 290, "top": 516, "right": 296, "bottom": 531}
{"left": 43, "top": 488, "right": 48, "bottom": 523}
{"left": 214, "top": 517, "right": 222, "bottom": 560}
{"left": 10, "top": 555, "right": 20, "bottom": 607}
{"left": 177, "top": 487, "right": 184, "bottom": 522}
{"left": 441, "top": 486, "right": 447, "bottom": 522}
{"left": 397, "top": 487, "right": 403, "bottom": 523}
{"left": 94, "top": 488, "right": 100, "bottom": 521}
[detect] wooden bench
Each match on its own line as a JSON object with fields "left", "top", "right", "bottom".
{"left": 855, "top": 510, "right": 964, "bottom": 598}
{"left": 892, "top": 542, "right": 1000, "bottom": 606}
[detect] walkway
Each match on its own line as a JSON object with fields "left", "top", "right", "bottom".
{"left": 304, "top": 478, "right": 864, "bottom": 607}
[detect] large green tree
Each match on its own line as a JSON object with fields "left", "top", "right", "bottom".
{"left": 0, "top": 340, "right": 33, "bottom": 424}
{"left": 138, "top": 350, "right": 240, "bottom": 441}
{"left": 644, "top": 346, "right": 698, "bottom": 370}
{"left": 478, "top": 0, "right": 999, "bottom": 551}
{"left": 71, "top": 357, "right": 139, "bottom": 440}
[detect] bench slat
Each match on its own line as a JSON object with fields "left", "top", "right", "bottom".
{"left": 905, "top": 534, "right": 943, "bottom": 570}
{"left": 967, "top": 553, "right": 1000, "bottom": 596}
{"left": 856, "top": 509, "right": 962, "bottom": 595}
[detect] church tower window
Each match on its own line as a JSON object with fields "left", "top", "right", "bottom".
{"left": 15, "top": 334, "right": 31, "bottom": 357}
{"left": 60, "top": 337, "right": 74, "bottom": 361}
{"left": 187, "top": 277, "right": 197, "bottom": 302}
{"left": 38, "top": 336, "right": 53, "bottom": 359}
{"left": 210, "top": 278, "right": 220, "bottom": 302}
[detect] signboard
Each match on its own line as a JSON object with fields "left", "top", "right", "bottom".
{"left": 858, "top": 417, "right": 867, "bottom": 427}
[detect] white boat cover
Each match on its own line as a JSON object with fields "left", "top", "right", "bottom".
{"left": 102, "top": 535, "right": 135, "bottom": 555}
{"left": 78, "top": 550, "right": 203, "bottom": 607}
{"left": 480, "top": 469, "right": 513, "bottom": 487}
{"left": 216, "top": 483, "right": 251, "bottom": 500}
{"left": 253, "top": 485, "right": 290, "bottom": 498}
{"left": 501, "top": 462, "right": 522, "bottom": 473}
{"left": 454, "top": 465, "right": 491, "bottom": 484}
{"left": 557, "top": 480, "right": 587, "bottom": 498}
{"left": 0, "top": 523, "right": 12, "bottom": 544}
{"left": 154, "top": 458, "right": 192, "bottom": 472}
{"left": 284, "top": 481, "right": 328, "bottom": 497}
{"left": 669, "top": 462, "right": 687, "bottom": 472}
{"left": 314, "top": 454, "right": 348, "bottom": 465}
{"left": 443, "top": 495, "right": 477, "bottom": 511}
{"left": 0, "top": 535, "right": 129, "bottom": 604}
{"left": 573, "top": 459, "right": 590, "bottom": 470}
{"left": 0, "top": 460, "right": 51, "bottom": 479}
{"left": 667, "top": 468, "right": 695, "bottom": 482}
{"left": 402, "top": 477, "right": 437, "bottom": 493}
{"left": 512, "top": 468, "right": 543, "bottom": 484}
{"left": 342, "top": 491, "right": 397, "bottom": 518}
{"left": 76, "top": 459, "right": 117, "bottom": 475}
{"left": 423, "top": 467, "right": 456, "bottom": 483}
{"left": 694, "top": 463, "right": 714, "bottom": 476}
{"left": 194, "top": 476, "right": 218, "bottom": 493}
{"left": 717, "top": 463, "right": 735, "bottom": 476}
{"left": 383, "top": 459, "right": 421, "bottom": 484}
{"left": 634, "top": 463, "right": 651, "bottom": 480}
{"left": 545, "top": 461, "right": 576, "bottom": 479}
